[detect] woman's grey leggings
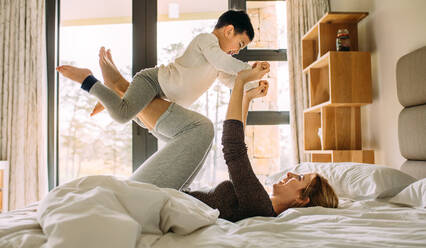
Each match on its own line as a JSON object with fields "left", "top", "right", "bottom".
{"left": 88, "top": 67, "right": 214, "bottom": 190}
{"left": 130, "top": 103, "right": 214, "bottom": 190}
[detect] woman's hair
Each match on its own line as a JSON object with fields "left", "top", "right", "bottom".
{"left": 301, "top": 174, "right": 339, "bottom": 208}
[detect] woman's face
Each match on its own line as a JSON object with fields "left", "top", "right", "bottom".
{"left": 272, "top": 172, "right": 317, "bottom": 203}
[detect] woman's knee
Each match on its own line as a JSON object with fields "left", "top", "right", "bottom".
{"left": 197, "top": 116, "right": 214, "bottom": 144}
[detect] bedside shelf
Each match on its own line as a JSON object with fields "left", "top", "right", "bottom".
{"left": 302, "top": 12, "right": 368, "bottom": 69}
{"left": 304, "top": 106, "right": 361, "bottom": 151}
{"left": 307, "top": 150, "right": 375, "bottom": 164}
{"left": 302, "top": 12, "right": 374, "bottom": 164}
{"left": 304, "top": 51, "right": 372, "bottom": 109}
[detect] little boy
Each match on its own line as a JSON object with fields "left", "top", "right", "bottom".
{"left": 57, "top": 10, "right": 269, "bottom": 127}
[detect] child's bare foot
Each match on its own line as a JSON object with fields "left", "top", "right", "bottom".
{"left": 99, "top": 47, "right": 123, "bottom": 87}
{"left": 56, "top": 65, "right": 92, "bottom": 84}
{"left": 91, "top": 47, "right": 124, "bottom": 116}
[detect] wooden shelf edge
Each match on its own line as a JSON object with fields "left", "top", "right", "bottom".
{"left": 302, "top": 12, "right": 368, "bottom": 46}
{"left": 303, "top": 52, "right": 330, "bottom": 73}
{"left": 302, "top": 21, "right": 319, "bottom": 41}
{"left": 305, "top": 150, "right": 332, "bottom": 154}
{"left": 304, "top": 102, "right": 372, "bottom": 113}
{"left": 303, "top": 51, "right": 371, "bottom": 73}
{"left": 305, "top": 149, "right": 374, "bottom": 154}
{"left": 318, "top": 11, "right": 369, "bottom": 25}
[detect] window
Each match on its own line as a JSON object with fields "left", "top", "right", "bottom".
{"left": 47, "top": 0, "right": 291, "bottom": 190}
{"left": 242, "top": 0, "right": 291, "bottom": 190}
{"left": 156, "top": 0, "right": 229, "bottom": 188}
{"left": 156, "top": 0, "right": 291, "bottom": 190}
{"left": 57, "top": 0, "right": 133, "bottom": 184}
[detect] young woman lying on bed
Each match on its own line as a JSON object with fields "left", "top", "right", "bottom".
{"left": 57, "top": 51, "right": 338, "bottom": 222}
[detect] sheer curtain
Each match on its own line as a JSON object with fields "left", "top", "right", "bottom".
{"left": 0, "top": 0, "right": 47, "bottom": 210}
{"left": 286, "top": 0, "right": 329, "bottom": 164}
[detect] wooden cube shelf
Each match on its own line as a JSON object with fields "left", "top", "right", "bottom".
{"left": 310, "top": 150, "right": 375, "bottom": 164}
{"left": 302, "top": 12, "right": 368, "bottom": 69}
{"left": 302, "top": 12, "right": 374, "bottom": 164}
{"left": 304, "top": 106, "right": 361, "bottom": 151}
{"left": 304, "top": 51, "right": 372, "bottom": 109}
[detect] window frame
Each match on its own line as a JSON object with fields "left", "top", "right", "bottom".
{"left": 46, "top": 0, "right": 289, "bottom": 189}
{"left": 231, "top": 0, "right": 290, "bottom": 126}
{"left": 46, "top": 0, "right": 158, "bottom": 189}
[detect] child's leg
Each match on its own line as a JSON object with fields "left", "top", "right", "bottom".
{"left": 92, "top": 67, "right": 162, "bottom": 124}
{"left": 90, "top": 47, "right": 129, "bottom": 116}
{"left": 130, "top": 100, "right": 214, "bottom": 190}
{"left": 58, "top": 62, "right": 163, "bottom": 124}
{"left": 96, "top": 52, "right": 172, "bottom": 139}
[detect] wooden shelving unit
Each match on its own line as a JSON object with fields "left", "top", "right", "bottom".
{"left": 302, "top": 12, "right": 374, "bottom": 164}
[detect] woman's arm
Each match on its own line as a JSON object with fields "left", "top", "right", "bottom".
{"left": 242, "top": 96, "right": 250, "bottom": 128}
{"left": 221, "top": 63, "right": 274, "bottom": 217}
{"left": 242, "top": 81, "right": 269, "bottom": 129}
{"left": 225, "top": 79, "right": 246, "bottom": 122}
{"left": 225, "top": 63, "right": 270, "bottom": 122}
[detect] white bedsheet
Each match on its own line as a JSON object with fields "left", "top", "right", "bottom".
{"left": 146, "top": 198, "right": 426, "bottom": 248}
{"left": 1, "top": 189, "right": 425, "bottom": 248}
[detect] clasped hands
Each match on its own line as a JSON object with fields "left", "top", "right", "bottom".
{"left": 238, "top": 61, "right": 270, "bottom": 101}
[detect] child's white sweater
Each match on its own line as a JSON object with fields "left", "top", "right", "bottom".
{"left": 158, "top": 33, "right": 251, "bottom": 107}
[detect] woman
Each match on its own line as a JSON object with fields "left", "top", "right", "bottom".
{"left": 57, "top": 53, "right": 338, "bottom": 223}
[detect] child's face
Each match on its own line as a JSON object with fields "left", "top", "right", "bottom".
{"left": 219, "top": 25, "right": 251, "bottom": 55}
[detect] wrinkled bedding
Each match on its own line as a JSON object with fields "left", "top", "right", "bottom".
{"left": 1, "top": 177, "right": 425, "bottom": 248}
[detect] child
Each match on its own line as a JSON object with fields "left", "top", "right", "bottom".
{"left": 57, "top": 10, "right": 269, "bottom": 126}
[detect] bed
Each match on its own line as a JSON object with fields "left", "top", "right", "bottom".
{"left": 1, "top": 47, "right": 425, "bottom": 248}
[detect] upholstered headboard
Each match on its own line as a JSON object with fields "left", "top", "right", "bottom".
{"left": 396, "top": 46, "right": 426, "bottom": 179}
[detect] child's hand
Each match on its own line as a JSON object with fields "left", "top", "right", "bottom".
{"left": 245, "top": 80, "right": 269, "bottom": 101}
{"left": 251, "top": 62, "right": 270, "bottom": 70}
{"left": 238, "top": 62, "right": 270, "bottom": 83}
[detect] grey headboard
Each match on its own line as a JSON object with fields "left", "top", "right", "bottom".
{"left": 396, "top": 46, "right": 426, "bottom": 179}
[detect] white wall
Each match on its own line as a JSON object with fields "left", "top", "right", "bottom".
{"left": 330, "top": 0, "right": 426, "bottom": 169}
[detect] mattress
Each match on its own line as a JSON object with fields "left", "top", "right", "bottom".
{"left": 0, "top": 199, "right": 425, "bottom": 248}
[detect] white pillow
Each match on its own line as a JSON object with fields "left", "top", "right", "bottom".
{"left": 266, "top": 162, "right": 416, "bottom": 200}
{"left": 389, "top": 178, "right": 426, "bottom": 208}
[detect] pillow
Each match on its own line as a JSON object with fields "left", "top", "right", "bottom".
{"left": 266, "top": 162, "right": 416, "bottom": 200}
{"left": 389, "top": 178, "right": 426, "bottom": 208}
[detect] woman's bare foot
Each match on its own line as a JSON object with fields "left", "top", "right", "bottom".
{"left": 56, "top": 65, "right": 92, "bottom": 84}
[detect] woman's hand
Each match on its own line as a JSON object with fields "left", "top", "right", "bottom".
{"left": 244, "top": 80, "right": 269, "bottom": 101}
{"left": 237, "top": 62, "right": 270, "bottom": 83}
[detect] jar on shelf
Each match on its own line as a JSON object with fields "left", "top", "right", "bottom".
{"left": 336, "top": 28, "right": 351, "bottom": 51}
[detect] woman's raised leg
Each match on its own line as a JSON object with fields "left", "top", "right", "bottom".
{"left": 130, "top": 98, "right": 214, "bottom": 190}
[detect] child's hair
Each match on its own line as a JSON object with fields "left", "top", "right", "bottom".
{"left": 215, "top": 10, "right": 254, "bottom": 41}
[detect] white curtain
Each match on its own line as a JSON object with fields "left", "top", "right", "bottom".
{"left": 0, "top": 0, "right": 47, "bottom": 210}
{"left": 286, "top": 0, "right": 330, "bottom": 164}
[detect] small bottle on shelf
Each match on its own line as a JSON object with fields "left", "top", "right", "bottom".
{"left": 336, "top": 29, "right": 351, "bottom": 51}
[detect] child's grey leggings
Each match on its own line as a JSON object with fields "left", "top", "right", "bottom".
{"left": 89, "top": 67, "right": 165, "bottom": 124}
{"left": 88, "top": 68, "right": 214, "bottom": 190}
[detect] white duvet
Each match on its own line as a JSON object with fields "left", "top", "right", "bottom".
{"left": 1, "top": 179, "right": 426, "bottom": 248}
{"left": 36, "top": 176, "right": 219, "bottom": 248}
